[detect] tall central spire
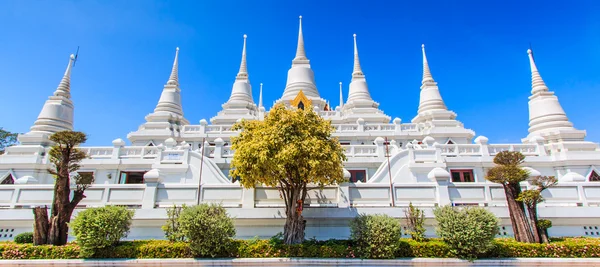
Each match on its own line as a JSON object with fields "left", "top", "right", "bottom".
{"left": 53, "top": 54, "right": 75, "bottom": 98}
{"left": 280, "top": 16, "right": 321, "bottom": 103}
{"left": 422, "top": 44, "right": 434, "bottom": 84}
{"left": 167, "top": 47, "right": 179, "bottom": 86}
{"left": 528, "top": 49, "right": 549, "bottom": 94}
{"left": 294, "top": 16, "right": 308, "bottom": 62}
{"left": 237, "top": 34, "right": 248, "bottom": 80}
{"left": 412, "top": 44, "right": 456, "bottom": 123}
{"left": 352, "top": 34, "right": 364, "bottom": 78}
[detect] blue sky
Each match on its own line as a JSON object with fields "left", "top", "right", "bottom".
{"left": 1, "top": 0, "right": 599, "bottom": 146}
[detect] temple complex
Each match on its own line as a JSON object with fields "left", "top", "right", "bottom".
{"left": 1, "top": 17, "right": 600, "bottom": 241}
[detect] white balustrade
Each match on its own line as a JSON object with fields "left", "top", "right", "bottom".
{"left": 343, "top": 145, "right": 378, "bottom": 157}
{"left": 83, "top": 147, "right": 114, "bottom": 159}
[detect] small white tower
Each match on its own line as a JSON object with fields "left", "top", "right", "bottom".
{"left": 19, "top": 54, "right": 76, "bottom": 145}
{"left": 342, "top": 34, "right": 390, "bottom": 123}
{"left": 523, "top": 48, "right": 586, "bottom": 143}
{"left": 211, "top": 34, "right": 259, "bottom": 125}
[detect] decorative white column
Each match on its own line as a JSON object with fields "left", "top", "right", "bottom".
{"left": 142, "top": 169, "right": 162, "bottom": 209}
{"left": 428, "top": 167, "right": 452, "bottom": 206}
{"left": 111, "top": 138, "right": 125, "bottom": 159}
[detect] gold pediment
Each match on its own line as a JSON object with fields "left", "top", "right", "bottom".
{"left": 290, "top": 90, "right": 312, "bottom": 109}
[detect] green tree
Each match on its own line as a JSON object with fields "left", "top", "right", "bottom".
{"left": 178, "top": 203, "right": 235, "bottom": 257}
{"left": 32, "top": 131, "right": 94, "bottom": 246}
{"left": 517, "top": 175, "right": 557, "bottom": 243}
{"left": 230, "top": 104, "right": 347, "bottom": 244}
{"left": 485, "top": 151, "right": 535, "bottom": 243}
{"left": 404, "top": 202, "right": 426, "bottom": 241}
{"left": 162, "top": 204, "right": 186, "bottom": 242}
{"left": 71, "top": 206, "right": 134, "bottom": 257}
{"left": 0, "top": 127, "right": 18, "bottom": 154}
{"left": 433, "top": 205, "right": 499, "bottom": 260}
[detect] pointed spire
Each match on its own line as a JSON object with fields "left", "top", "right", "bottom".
{"left": 167, "top": 47, "right": 179, "bottom": 85}
{"left": 259, "top": 83, "right": 263, "bottom": 108}
{"left": 528, "top": 49, "right": 549, "bottom": 94}
{"left": 352, "top": 34, "right": 364, "bottom": 78}
{"left": 294, "top": 16, "right": 308, "bottom": 62}
{"left": 237, "top": 34, "right": 249, "bottom": 80}
{"left": 339, "top": 82, "right": 344, "bottom": 108}
{"left": 53, "top": 54, "right": 76, "bottom": 98}
{"left": 421, "top": 44, "right": 434, "bottom": 84}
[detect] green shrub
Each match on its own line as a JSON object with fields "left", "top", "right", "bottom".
{"left": 161, "top": 204, "right": 186, "bottom": 242}
{"left": 404, "top": 202, "right": 426, "bottom": 241}
{"left": 178, "top": 203, "right": 236, "bottom": 257}
{"left": 433, "top": 205, "right": 499, "bottom": 260}
{"left": 349, "top": 213, "right": 402, "bottom": 259}
{"left": 13, "top": 232, "right": 33, "bottom": 244}
{"left": 70, "top": 206, "right": 134, "bottom": 258}
{"left": 1, "top": 237, "right": 600, "bottom": 259}
{"left": 538, "top": 219, "right": 552, "bottom": 230}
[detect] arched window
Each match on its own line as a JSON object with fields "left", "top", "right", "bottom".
{"left": 446, "top": 139, "right": 455, "bottom": 145}
{"left": 298, "top": 101, "right": 305, "bottom": 110}
{"left": 589, "top": 170, "right": 600, "bottom": 182}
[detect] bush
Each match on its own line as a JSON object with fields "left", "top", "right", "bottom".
{"left": 404, "top": 202, "right": 426, "bottom": 241}
{"left": 162, "top": 204, "right": 186, "bottom": 242}
{"left": 178, "top": 203, "right": 236, "bottom": 257}
{"left": 349, "top": 213, "right": 402, "bottom": 259}
{"left": 433, "top": 205, "right": 499, "bottom": 260}
{"left": 70, "top": 206, "right": 134, "bottom": 258}
{"left": 13, "top": 232, "right": 33, "bottom": 244}
{"left": 1, "top": 237, "right": 600, "bottom": 259}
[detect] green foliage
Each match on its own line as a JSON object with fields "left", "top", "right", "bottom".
{"left": 517, "top": 189, "right": 543, "bottom": 206}
{"left": 230, "top": 104, "right": 347, "bottom": 189}
{"left": 486, "top": 151, "right": 529, "bottom": 184}
{"left": 178, "top": 203, "right": 236, "bottom": 257}
{"left": 2, "top": 238, "right": 600, "bottom": 259}
{"left": 433, "top": 205, "right": 499, "bottom": 260}
{"left": 0, "top": 127, "right": 18, "bottom": 155}
{"left": 404, "top": 202, "right": 426, "bottom": 242}
{"left": 70, "top": 206, "right": 134, "bottom": 258}
{"left": 349, "top": 213, "right": 402, "bottom": 259}
{"left": 161, "top": 204, "right": 186, "bottom": 242}
{"left": 14, "top": 232, "right": 33, "bottom": 244}
{"left": 537, "top": 219, "right": 552, "bottom": 230}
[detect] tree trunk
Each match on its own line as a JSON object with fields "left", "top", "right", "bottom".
{"left": 32, "top": 206, "right": 49, "bottom": 245}
{"left": 283, "top": 211, "right": 306, "bottom": 244}
{"left": 504, "top": 183, "right": 534, "bottom": 243}
{"left": 540, "top": 229, "right": 549, "bottom": 244}
{"left": 526, "top": 204, "right": 541, "bottom": 243}
{"left": 282, "top": 185, "right": 307, "bottom": 244}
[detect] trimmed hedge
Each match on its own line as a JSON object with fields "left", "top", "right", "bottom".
{"left": 1, "top": 238, "right": 600, "bottom": 260}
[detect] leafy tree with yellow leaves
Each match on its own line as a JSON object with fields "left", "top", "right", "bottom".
{"left": 230, "top": 104, "right": 347, "bottom": 244}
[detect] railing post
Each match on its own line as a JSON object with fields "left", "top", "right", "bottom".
{"left": 111, "top": 138, "right": 125, "bottom": 159}
{"left": 199, "top": 119, "right": 208, "bottom": 134}
{"left": 142, "top": 169, "right": 161, "bottom": 209}
{"left": 475, "top": 136, "right": 489, "bottom": 157}
{"left": 530, "top": 136, "right": 548, "bottom": 156}
{"left": 241, "top": 188, "right": 255, "bottom": 208}
{"left": 374, "top": 137, "right": 385, "bottom": 159}
{"left": 214, "top": 138, "right": 224, "bottom": 159}
{"left": 338, "top": 183, "right": 350, "bottom": 208}
{"left": 393, "top": 117, "right": 402, "bottom": 134}
{"left": 357, "top": 118, "right": 365, "bottom": 132}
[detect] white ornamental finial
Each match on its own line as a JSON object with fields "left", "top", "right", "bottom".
{"left": 53, "top": 54, "right": 76, "bottom": 98}
{"left": 339, "top": 81, "right": 344, "bottom": 108}
{"left": 237, "top": 34, "right": 249, "bottom": 80}
{"left": 528, "top": 49, "right": 549, "bottom": 94}
{"left": 352, "top": 34, "right": 364, "bottom": 78}
{"left": 167, "top": 47, "right": 179, "bottom": 85}
{"left": 422, "top": 44, "right": 434, "bottom": 84}
{"left": 294, "top": 15, "right": 308, "bottom": 61}
{"left": 259, "top": 82, "right": 263, "bottom": 108}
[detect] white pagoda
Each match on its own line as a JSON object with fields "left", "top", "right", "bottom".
{"left": 1, "top": 17, "right": 600, "bottom": 241}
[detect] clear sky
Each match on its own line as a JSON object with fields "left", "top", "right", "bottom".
{"left": 1, "top": 0, "right": 599, "bottom": 146}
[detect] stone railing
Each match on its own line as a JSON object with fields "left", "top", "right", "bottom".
{"left": 2, "top": 182, "right": 598, "bottom": 210}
